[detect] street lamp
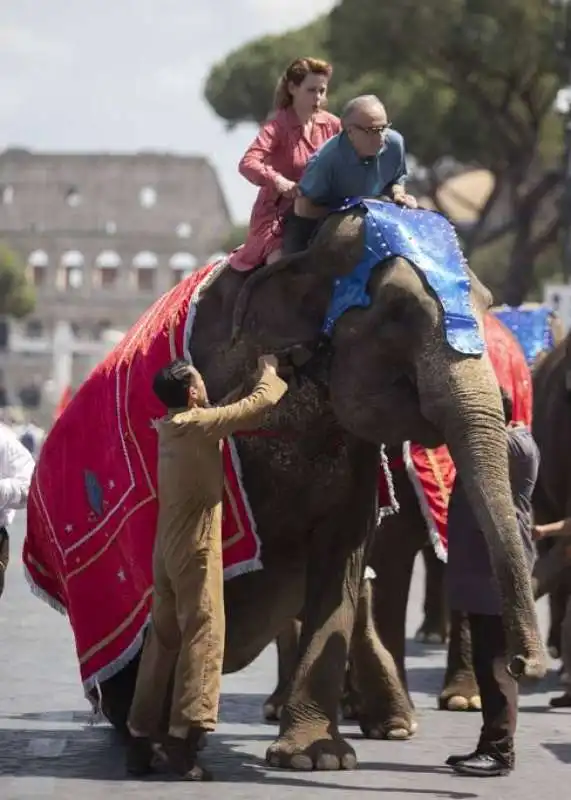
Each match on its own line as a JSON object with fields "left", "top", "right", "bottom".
{"left": 552, "top": 0, "right": 571, "bottom": 281}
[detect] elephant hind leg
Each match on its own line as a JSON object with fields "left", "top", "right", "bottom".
{"left": 263, "top": 620, "right": 301, "bottom": 722}
{"left": 350, "top": 579, "right": 416, "bottom": 740}
{"left": 99, "top": 650, "right": 143, "bottom": 732}
{"left": 415, "top": 546, "right": 449, "bottom": 644}
{"left": 438, "top": 610, "right": 480, "bottom": 712}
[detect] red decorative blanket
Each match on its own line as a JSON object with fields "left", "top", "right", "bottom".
{"left": 23, "top": 260, "right": 264, "bottom": 689}
{"left": 384, "top": 313, "right": 533, "bottom": 561}
{"left": 23, "top": 257, "right": 399, "bottom": 691}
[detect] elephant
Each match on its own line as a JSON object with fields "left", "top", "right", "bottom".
{"left": 264, "top": 310, "right": 537, "bottom": 723}
{"left": 69, "top": 203, "right": 544, "bottom": 772}
{"left": 532, "top": 330, "right": 571, "bottom": 695}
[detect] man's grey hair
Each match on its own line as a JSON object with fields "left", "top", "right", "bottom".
{"left": 341, "top": 95, "right": 385, "bottom": 125}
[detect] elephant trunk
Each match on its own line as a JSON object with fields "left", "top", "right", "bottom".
{"left": 420, "top": 353, "right": 546, "bottom": 679}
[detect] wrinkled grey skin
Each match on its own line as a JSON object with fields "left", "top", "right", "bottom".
{"left": 98, "top": 207, "right": 545, "bottom": 772}
{"left": 532, "top": 332, "right": 571, "bottom": 658}
{"left": 264, "top": 304, "right": 564, "bottom": 726}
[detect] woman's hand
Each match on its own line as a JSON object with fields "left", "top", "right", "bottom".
{"left": 275, "top": 175, "right": 298, "bottom": 199}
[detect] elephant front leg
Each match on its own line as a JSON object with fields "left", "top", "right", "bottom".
{"left": 266, "top": 454, "right": 378, "bottom": 772}
{"left": 264, "top": 619, "right": 301, "bottom": 722}
{"left": 350, "top": 579, "right": 416, "bottom": 740}
{"left": 368, "top": 471, "right": 427, "bottom": 694}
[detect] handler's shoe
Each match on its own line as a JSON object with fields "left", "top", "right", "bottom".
{"left": 549, "top": 692, "right": 571, "bottom": 708}
{"left": 125, "top": 735, "right": 154, "bottom": 776}
{"left": 445, "top": 750, "right": 478, "bottom": 767}
{"left": 452, "top": 752, "right": 513, "bottom": 777}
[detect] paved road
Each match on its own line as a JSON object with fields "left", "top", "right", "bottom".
{"left": 1, "top": 515, "right": 569, "bottom": 799}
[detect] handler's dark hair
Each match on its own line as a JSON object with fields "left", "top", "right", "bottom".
{"left": 499, "top": 386, "right": 513, "bottom": 424}
{"left": 153, "top": 358, "right": 196, "bottom": 409}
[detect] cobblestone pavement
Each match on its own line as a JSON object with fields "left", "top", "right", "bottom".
{"left": 1, "top": 515, "right": 569, "bottom": 799}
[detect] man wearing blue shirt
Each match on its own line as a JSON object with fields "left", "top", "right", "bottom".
{"left": 282, "top": 95, "right": 417, "bottom": 253}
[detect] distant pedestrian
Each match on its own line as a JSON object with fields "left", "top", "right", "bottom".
{"left": 0, "top": 422, "right": 35, "bottom": 598}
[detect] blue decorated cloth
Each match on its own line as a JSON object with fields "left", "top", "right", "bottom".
{"left": 322, "top": 199, "right": 484, "bottom": 356}
{"left": 491, "top": 305, "right": 555, "bottom": 365}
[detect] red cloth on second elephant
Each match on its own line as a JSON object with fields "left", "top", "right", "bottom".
{"left": 382, "top": 313, "right": 533, "bottom": 561}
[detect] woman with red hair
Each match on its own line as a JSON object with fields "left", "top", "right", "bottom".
{"left": 229, "top": 57, "right": 340, "bottom": 272}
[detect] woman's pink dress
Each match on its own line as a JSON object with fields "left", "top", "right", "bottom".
{"left": 230, "top": 106, "right": 341, "bottom": 271}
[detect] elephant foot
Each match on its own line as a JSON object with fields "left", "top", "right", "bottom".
{"left": 360, "top": 712, "right": 417, "bottom": 740}
{"left": 263, "top": 694, "right": 285, "bottom": 722}
{"left": 341, "top": 701, "right": 358, "bottom": 721}
{"left": 439, "top": 674, "right": 480, "bottom": 712}
{"left": 340, "top": 685, "right": 360, "bottom": 721}
{"left": 266, "top": 730, "right": 357, "bottom": 771}
{"left": 263, "top": 683, "right": 291, "bottom": 722}
{"left": 414, "top": 619, "right": 448, "bottom": 645}
{"left": 438, "top": 694, "right": 481, "bottom": 711}
{"left": 263, "top": 701, "right": 283, "bottom": 722}
{"left": 344, "top": 693, "right": 417, "bottom": 738}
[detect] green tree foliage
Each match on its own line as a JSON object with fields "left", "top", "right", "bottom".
{"left": 204, "top": 20, "right": 329, "bottom": 129}
{"left": 220, "top": 223, "right": 249, "bottom": 253}
{"left": 327, "top": 0, "right": 562, "bottom": 303}
{"left": 204, "top": 0, "right": 565, "bottom": 303}
{"left": 0, "top": 242, "right": 35, "bottom": 317}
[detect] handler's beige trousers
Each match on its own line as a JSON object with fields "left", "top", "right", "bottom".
{"left": 127, "top": 512, "right": 224, "bottom": 738}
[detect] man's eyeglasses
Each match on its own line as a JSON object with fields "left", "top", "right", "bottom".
{"left": 351, "top": 122, "right": 392, "bottom": 136}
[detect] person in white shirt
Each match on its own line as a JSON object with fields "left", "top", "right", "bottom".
{"left": 18, "top": 422, "right": 45, "bottom": 460}
{"left": 0, "top": 422, "right": 35, "bottom": 598}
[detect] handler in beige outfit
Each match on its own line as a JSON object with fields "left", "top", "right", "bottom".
{"left": 127, "top": 354, "right": 287, "bottom": 780}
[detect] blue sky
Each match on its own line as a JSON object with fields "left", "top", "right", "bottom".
{"left": 0, "top": 0, "right": 336, "bottom": 223}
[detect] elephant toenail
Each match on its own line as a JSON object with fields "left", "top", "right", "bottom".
{"left": 316, "top": 754, "right": 340, "bottom": 770}
{"left": 387, "top": 728, "right": 410, "bottom": 740}
{"left": 290, "top": 754, "right": 313, "bottom": 771}
{"left": 341, "top": 753, "right": 358, "bottom": 770}
{"left": 447, "top": 696, "right": 469, "bottom": 711}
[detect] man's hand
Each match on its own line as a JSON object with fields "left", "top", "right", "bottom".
{"left": 258, "top": 354, "right": 279, "bottom": 373}
{"left": 393, "top": 191, "right": 418, "bottom": 209}
{"left": 532, "top": 525, "right": 546, "bottom": 542}
{"left": 532, "top": 519, "right": 571, "bottom": 541}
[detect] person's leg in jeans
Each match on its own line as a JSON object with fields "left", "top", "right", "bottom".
{"left": 450, "top": 613, "right": 517, "bottom": 776}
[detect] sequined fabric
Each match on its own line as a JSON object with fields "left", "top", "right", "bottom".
{"left": 322, "top": 198, "right": 484, "bottom": 356}
{"left": 491, "top": 305, "right": 555, "bottom": 365}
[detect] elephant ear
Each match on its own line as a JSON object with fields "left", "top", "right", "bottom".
{"left": 231, "top": 251, "right": 333, "bottom": 352}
